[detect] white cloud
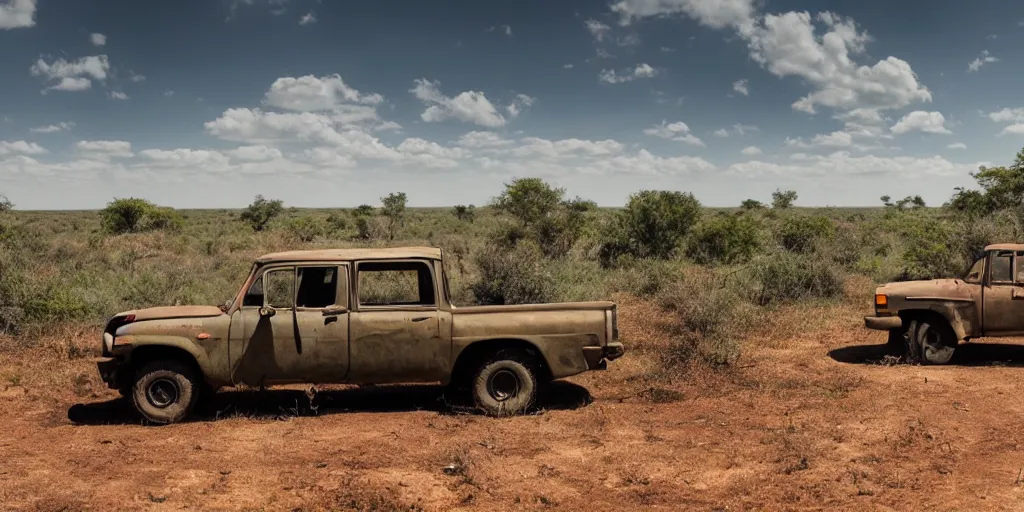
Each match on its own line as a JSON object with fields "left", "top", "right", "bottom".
{"left": 713, "top": 128, "right": 730, "bottom": 137}
{"left": 948, "top": 142, "right": 966, "bottom": 149}
{"left": 599, "top": 63, "right": 658, "bottom": 84}
{"left": 563, "top": 63, "right": 574, "bottom": 69}
{"left": 988, "top": 108, "right": 1024, "bottom": 123}
{"left": 455, "top": 131, "right": 514, "bottom": 148}
{"left": 264, "top": 74, "right": 383, "bottom": 112}
{"left": 643, "top": 120, "right": 705, "bottom": 146}
{"left": 0, "top": 0, "right": 35, "bottom": 29}
{"left": 585, "top": 19, "right": 611, "bottom": 40}
{"left": 30, "top": 55, "right": 110, "bottom": 92}
{"left": 786, "top": 131, "right": 854, "bottom": 149}
{"left": 410, "top": 79, "right": 509, "bottom": 128}
{"left": 617, "top": 33, "right": 641, "bottom": 46}
{"left": 90, "top": 33, "right": 106, "bottom": 46}
{"left": 890, "top": 111, "right": 951, "bottom": 135}
{"left": 612, "top": 0, "right": 756, "bottom": 29}
{"left": 140, "top": 149, "right": 231, "bottom": 171}
{"left": 505, "top": 94, "right": 536, "bottom": 118}
{"left": 713, "top": 123, "right": 759, "bottom": 137}
{"left": 75, "top": 140, "right": 132, "bottom": 159}
{"left": 0, "top": 140, "right": 46, "bottom": 156}
{"left": 727, "top": 151, "right": 976, "bottom": 179}
{"left": 1001, "top": 124, "right": 1024, "bottom": 136}
{"left": 129, "top": 72, "right": 146, "bottom": 83}
{"left": 109, "top": 91, "right": 129, "bottom": 100}
{"left": 299, "top": 11, "right": 315, "bottom": 25}
{"left": 740, "top": 146, "right": 762, "bottom": 156}
{"left": 30, "top": 121, "right": 74, "bottom": 133}
{"left": 732, "top": 78, "right": 749, "bottom": 96}
{"left": 968, "top": 50, "right": 998, "bottom": 72}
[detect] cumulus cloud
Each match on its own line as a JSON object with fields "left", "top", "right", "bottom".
{"left": 713, "top": 123, "right": 759, "bottom": 137}
{"left": 585, "top": 19, "right": 611, "bottom": 41}
{"left": 30, "top": 55, "right": 110, "bottom": 92}
{"left": 75, "top": 140, "right": 132, "bottom": 159}
{"left": 727, "top": 151, "right": 977, "bottom": 179}
{"left": 598, "top": 63, "right": 658, "bottom": 84}
{"left": 989, "top": 108, "right": 1024, "bottom": 123}
{"left": 611, "top": 2, "right": 931, "bottom": 115}
{"left": 890, "top": 111, "right": 951, "bottom": 135}
{"left": 299, "top": 11, "right": 315, "bottom": 25}
{"left": 410, "top": 79, "right": 509, "bottom": 128}
{"left": 968, "top": 50, "right": 998, "bottom": 72}
{"left": 0, "top": 140, "right": 46, "bottom": 156}
{"left": 90, "top": 33, "right": 106, "bottom": 46}
{"left": 30, "top": 122, "right": 74, "bottom": 133}
{"left": 0, "top": 0, "right": 35, "bottom": 29}
{"left": 732, "top": 79, "right": 749, "bottom": 96}
{"left": 948, "top": 142, "right": 967, "bottom": 149}
{"left": 785, "top": 131, "right": 854, "bottom": 149}
{"left": 264, "top": 74, "right": 383, "bottom": 112}
{"left": 740, "top": 146, "right": 762, "bottom": 156}
{"left": 505, "top": 94, "right": 536, "bottom": 118}
{"left": 643, "top": 121, "right": 705, "bottom": 146}
{"left": 1001, "top": 124, "right": 1024, "bottom": 136}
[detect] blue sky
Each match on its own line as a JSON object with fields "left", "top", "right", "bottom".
{"left": 1, "top": 0, "right": 1023, "bottom": 209}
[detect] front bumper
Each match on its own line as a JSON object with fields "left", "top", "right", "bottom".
{"left": 864, "top": 316, "right": 902, "bottom": 331}
{"left": 583, "top": 342, "right": 626, "bottom": 370}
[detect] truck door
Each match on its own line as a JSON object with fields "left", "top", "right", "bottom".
{"left": 347, "top": 259, "right": 452, "bottom": 383}
{"left": 229, "top": 264, "right": 350, "bottom": 386}
{"left": 982, "top": 250, "right": 1024, "bottom": 335}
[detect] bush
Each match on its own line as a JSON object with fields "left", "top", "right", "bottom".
{"left": 776, "top": 215, "right": 836, "bottom": 253}
{"left": 0, "top": 194, "right": 12, "bottom": 213}
{"left": 100, "top": 198, "right": 181, "bottom": 234}
{"left": 471, "top": 242, "right": 554, "bottom": 305}
{"left": 492, "top": 178, "right": 564, "bottom": 226}
{"left": 381, "top": 192, "right": 407, "bottom": 241}
{"left": 453, "top": 204, "right": 476, "bottom": 222}
{"left": 354, "top": 215, "right": 388, "bottom": 240}
{"left": 740, "top": 199, "right": 764, "bottom": 210}
{"left": 771, "top": 189, "right": 798, "bottom": 209}
{"left": 687, "top": 213, "right": 763, "bottom": 264}
{"left": 746, "top": 253, "right": 845, "bottom": 305}
{"left": 286, "top": 216, "right": 326, "bottom": 242}
{"left": 599, "top": 190, "right": 702, "bottom": 266}
{"left": 326, "top": 212, "right": 348, "bottom": 233}
{"left": 240, "top": 195, "right": 284, "bottom": 232}
{"left": 353, "top": 204, "right": 375, "bottom": 217}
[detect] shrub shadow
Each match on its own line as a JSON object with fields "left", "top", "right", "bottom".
{"left": 67, "top": 380, "right": 592, "bottom": 426}
{"left": 829, "top": 341, "right": 1024, "bottom": 367}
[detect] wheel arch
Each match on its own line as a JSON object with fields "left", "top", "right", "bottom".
{"left": 898, "top": 308, "right": 965, "bottom": 341}
{"left": 447, "top": 338, "right": 552, "bottom": 387}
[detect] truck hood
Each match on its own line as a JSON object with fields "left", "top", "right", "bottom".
{"left": 117, "top": 305, "right": 225, "bottom": 321}
{"left": 877, "top": 278, "right": 975, "bottom": 302}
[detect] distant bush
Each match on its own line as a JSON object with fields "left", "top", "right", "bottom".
{"left": 471, "top": 242, "right": 554, "bottom": 305}
{"left": 286, "top": 216, "right": 326, "bottom": 242}
{"left": 381, "top": 192, "right": 407, "bottom": 241}
{"left": 354, "top": 215, "right": 388, "bottom": 240}
{"left": 687, "top": 213, "right": 763, "bottom": 264}
{"left": 353, "top": 204, "right": 375, "bottom": 217}
{"left": 240, "top": 195, "right": 284, "bottom": 232}
{"left": 100, "top": 198, "right": 182, "bottom": 234}
{"left": 746, "top": 252, "right": 845, "bottom": 305}
{"left": 453, "top": 204, "right": 476, "bottom": 222}
{"left": 492, "top": 178, "right": 564, "bottom": 227}
{"left": 599, "top": 190, "right": 701, "bottom": 266}
{"left": 771, "top": 189, "right": 798, "bottom": 209}
{"left": 740, "top": 199, "right": 764, "bottom": 210}
{"left": 776, "top": 215, "right": 836, "bottom": 253}
{"left": 0, "top": 194, "right": 12, "bottom": 213}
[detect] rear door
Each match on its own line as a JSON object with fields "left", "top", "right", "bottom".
{"left": 982, "top": 250, "right": 1024, "bottom": 335}
{"left": 347, "top": 259, "right": 451, "bottom": 383}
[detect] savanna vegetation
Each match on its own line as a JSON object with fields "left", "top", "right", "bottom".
{"left": 3, "top": 146, "right": 1024, "bottom": 377}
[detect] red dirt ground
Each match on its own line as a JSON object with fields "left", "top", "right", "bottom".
{"left": 3, "top": 297, "right": 1024, "bottom": 511}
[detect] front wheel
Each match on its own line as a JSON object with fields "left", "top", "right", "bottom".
{"left": 471, "top": 350, "right": 540, "bottom": 417}
{"left": 131, "top": 360, "right": 200, "bottom": 424}
{"left": 907, "top": 319, "right": 957, "bottom": 365}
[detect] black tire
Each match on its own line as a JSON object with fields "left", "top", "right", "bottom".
{"left": 907, "top": 319, "right": 956, "bottom": 365}
{"left": 471, "top": 350, "right": 539, "bottom": 417}
{"left": 131, "top": 359, "right": 200, "bottom": 424}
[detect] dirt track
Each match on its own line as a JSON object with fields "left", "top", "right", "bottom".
{"left": 4, "top": 299, "right": 1024, "bottom": 511}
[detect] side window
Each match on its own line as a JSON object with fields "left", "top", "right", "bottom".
{"left": 264, "top": 268, "right": 295, "bottom": 309}
{"left": 1016, "top": 252, "right": 1024, "bottom": 283}
{"left": 991, "top": 251, "right": 1013, "bottom": 283}
{"left": 243, "top": 275, "right": 264, "bottom": 306}
{"left": 296, "top": 266, "right": 340, "bottom": 309}
{"left": 358, "top": 261, "right": 436, "bottom": 307}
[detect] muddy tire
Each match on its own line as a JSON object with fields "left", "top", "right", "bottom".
{"left": 907, "top": 319, "right": 956, "bottom": 365}
{"left": 131, "top": 360, "right": 199, "bottom": 425}
{"left": 471, "top": 350, "right": 539, "bottom": 417}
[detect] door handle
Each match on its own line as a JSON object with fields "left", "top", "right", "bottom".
{"left": 411, "top": 316, "right": 430, "bottom": 322}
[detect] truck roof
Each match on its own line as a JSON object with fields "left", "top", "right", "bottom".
{"left": 984, "top": 243, "right": 1024, "bottom": 252}
{"left": 255, "top": 246, "right": 442, "bottom": 263}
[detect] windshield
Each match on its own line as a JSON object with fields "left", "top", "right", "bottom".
{"left": 963, "top": 257, "right": 985, "bottom": 283}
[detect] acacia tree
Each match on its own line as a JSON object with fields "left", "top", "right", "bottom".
{"left": 771, "top": 189, "right": 798, "bottom": 209}
{"left": 240, "top": 194, "right": 284, "bottom": 232}
{"left": 492, "top": 178, "right": 564, "bottom": 227}
{"left": 0, "top": 194, "right": 11, "bottom": 213}
{"left": 948, "top": 147, "right": 1024, "bottom": 217}
{"left": 381, "top": 192, "right": 407, "bottom": 241}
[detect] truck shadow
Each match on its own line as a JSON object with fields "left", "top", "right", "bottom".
{"left": 66, "top": 380, "right": 593, "bottom": 426}
{"left": 829, "top": 341, "right": 1024, "bottom": 367}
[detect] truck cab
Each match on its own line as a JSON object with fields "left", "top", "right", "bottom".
{"left": 864, "top": 243, "right": 1024, "bottom": 364}
{"left": 96, "top": 247, "right": 624, "bottom": 424}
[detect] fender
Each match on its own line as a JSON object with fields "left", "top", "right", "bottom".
{"left": 112, "top": 334, "right": 216, "bottom": 377}
{"left": 901, "top": 301, "right": 976, "bottom": 341}
{"left": 449, "top": 333, "right": 600, "bottom": 384}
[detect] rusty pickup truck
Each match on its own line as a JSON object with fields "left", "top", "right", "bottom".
{"left": 864, "top": 243, "right": 1024, "bottom": 364}
{"left": 96, "top": 247, "right": 624, "bottom": 423}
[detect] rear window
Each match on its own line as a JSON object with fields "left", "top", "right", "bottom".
{"left": 357, "top": 261, "right": 435, "bottom": 307}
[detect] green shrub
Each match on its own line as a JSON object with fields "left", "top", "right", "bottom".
{"left": 239, "top": 194, "right": 284, "bottom": 232}
{"left": 453, "top": 204, "right": 476, "bottom": 222}
{"left": 599, "top": 190, "right": 702, "bottom": 266}
{"left": 471, "top": 242, "right": 554, "bottom": 305}
{"left": 776, "top": 215, "right": 836, "bottom": 253}
{"left": 286, "top": 216, "right": 326, "bottom": 242}
{"left": 740, "top": 199, "right": 764, "bottom": 210}
{"left": 100, "top": 198, "right": 181, "bottom": 234}
{"left": 326, "top": 212, "right": 348, "bottom": 233}
{"left": 492, "top": 178, "right": 564, "bottom": 227}
{"left": 771, "top": 189, "right": 798, "bottom": 209}
{"left": 746, "top": 253, "right": 845, "bottom": 305}
{"left": 687, "top": 213, "right": 762, "bottom": 264}
{"left": 353, "top": 204, "right": 375, "bottom": 217}
{"left": 145, "top": 207, "right": 184, "bottom": 232}
{"left": 381, "top": 192, "right": 407, "bottom": 241}
{"left": 0, "top": 194, "right": 12, "bottom": 213}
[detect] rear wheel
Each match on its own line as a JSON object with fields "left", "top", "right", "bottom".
{"left": 131, "top": 360, "right": 200, "bottom": 424}
{"left": 907, "top": 319, "right": 957, "bottom": 365}
{"left": 471, "top": 350, "right": 540, "bottom": 417}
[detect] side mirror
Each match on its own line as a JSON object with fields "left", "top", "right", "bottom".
{"left": 323, "top": 305, "right": 348, "bottom": 317}
{"left": 259, "top": 307, "right": 276, "bottom": 318}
